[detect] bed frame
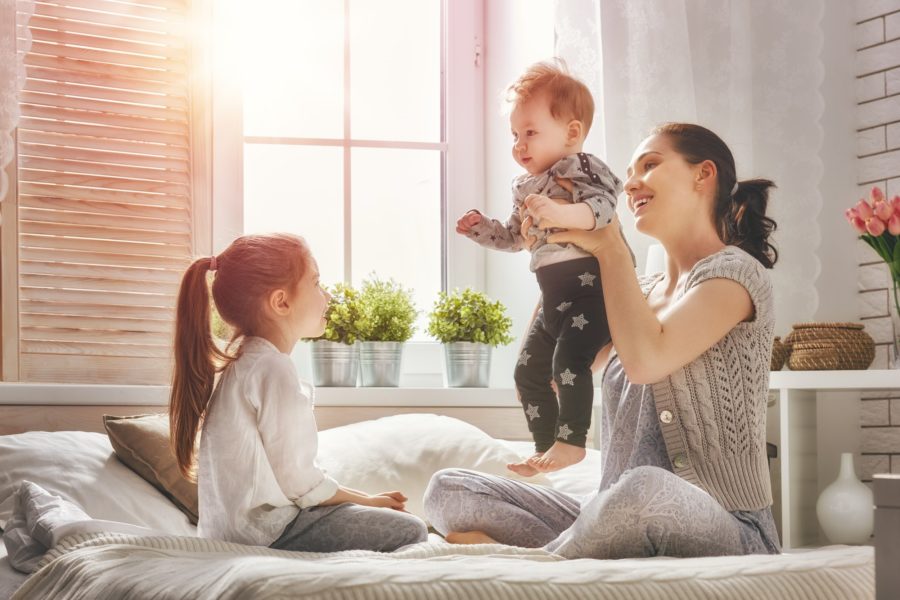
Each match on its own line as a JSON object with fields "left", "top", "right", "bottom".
{"left": 875, "top": 474, "right": 900, "bottom": 600}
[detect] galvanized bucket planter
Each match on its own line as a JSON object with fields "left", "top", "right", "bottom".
{"left": 310, "top": 340, "right": 359, "bottom": 387}
{"left": 359, "top": 341, "right": 404, "bottom": 387}
{"left": 444, "top": 342, "right": 491, "bottom": 387}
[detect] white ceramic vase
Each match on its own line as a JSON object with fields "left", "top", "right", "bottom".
{"left": 816, "top": 452, "right": 874, "bottom": 544}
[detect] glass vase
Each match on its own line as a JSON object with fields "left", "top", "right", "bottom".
{"left": 891, "top": 279, "right": 900, "bottom": 370}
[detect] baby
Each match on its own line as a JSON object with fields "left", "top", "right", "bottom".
{"left": 457, "top": 61, "right": 633, "bottom": 475}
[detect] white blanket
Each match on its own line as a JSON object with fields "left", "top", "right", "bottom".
{"left": 13, "top": 531, "right": 874, "bottom": 600}
{"left": 2, "top": 482, "right": 165, "bottom": 574}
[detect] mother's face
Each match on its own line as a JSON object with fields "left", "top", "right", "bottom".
{"left": 623, "top": 134, "right": 703, "bottom": 237}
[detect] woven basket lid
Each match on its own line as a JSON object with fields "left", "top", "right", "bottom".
{"left": 793, "top": 341, "right": 836, "bottom": 350}
{"left": 791, "top": 322, "right": 864, "bottom": 330}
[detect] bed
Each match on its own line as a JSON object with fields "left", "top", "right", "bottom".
{"left": 0, "top": 412, "right": 877, "bottom": 600}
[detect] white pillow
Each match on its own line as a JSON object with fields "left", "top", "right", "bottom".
{"left": 317, "top": 413, "right": 550, "bottom": 521}
{"left": 0, "top": 431, "right": 195, "bottom": 536}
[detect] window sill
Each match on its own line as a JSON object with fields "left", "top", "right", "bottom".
{"left": 1, "top": 371, "right": 893, "bottom": 406}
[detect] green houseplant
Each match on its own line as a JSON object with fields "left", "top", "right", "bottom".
{"left": 356, "top": 276, "right": 417, "bottom": 387}
{"left": 309, "top": 283, "right": 364, "bottom": 387}
{"left": 427, "top": 288, "right": 513, "bottom": 387}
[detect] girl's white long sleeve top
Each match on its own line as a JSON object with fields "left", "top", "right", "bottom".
{"left": 197, "top": 336, "right": 339, "bottom": 546}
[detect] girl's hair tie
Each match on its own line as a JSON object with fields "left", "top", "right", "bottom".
{"left": 210, "top": 256, "right": 218, "bottom": 271}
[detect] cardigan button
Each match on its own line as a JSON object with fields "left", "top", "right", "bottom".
{"left": 659, "top": 410, "right": 673, "bottom": 424}
{"left": 673, "top": 454, "right": 687, "bottom": 469}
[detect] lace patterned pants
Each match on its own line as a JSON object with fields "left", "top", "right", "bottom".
{"left": 423, "top": 467, "right": 779, "bottom": 559}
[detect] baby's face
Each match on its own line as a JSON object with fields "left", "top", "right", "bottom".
{"left": 509, "top": 95, "right": 575, "bottom": 176}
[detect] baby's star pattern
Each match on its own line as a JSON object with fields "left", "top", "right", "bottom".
{"left": 571, "top": 314, "right": 589, "bottom": 330}
{"left": 578, "top": 272, "right": 597, "bottom": 287}
{"left": 556, "top": 301, "right": 572, "bottom": 312}
{"left": 559, "top": 368, "right": 576, "bottom": 386}
{"left": 518, "top": 351, "right": 531, "bottom": 366}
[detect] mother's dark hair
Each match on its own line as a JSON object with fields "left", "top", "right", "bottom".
{"left": 652, "top": 123, "right": 778, "bottom": 268}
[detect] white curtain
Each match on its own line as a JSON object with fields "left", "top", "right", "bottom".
{"left": 555, "top": 0, "right": 825, "bottom": 334}
{"left": 0, "top": 0, "right": 33, "bottom": 212}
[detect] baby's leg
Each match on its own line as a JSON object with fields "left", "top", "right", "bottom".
{"left": 511, "top": 309, "right": 558, "bottom": 476}
{"left": 532, "top": 293, "right": 609, "bottom": 473}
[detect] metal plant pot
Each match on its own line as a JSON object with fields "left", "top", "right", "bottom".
{"left": 444, "top": 342, "right": 491, "bottom": 387}
{"left": 359, "top": 341, "right": 404, "bottom": 387}
{"left": 310, "top": 340, "right": 359, "bottom": 387}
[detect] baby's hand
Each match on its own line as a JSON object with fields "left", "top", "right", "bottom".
{"left": 456, "top": 210, "right": 482, "bottom": 234}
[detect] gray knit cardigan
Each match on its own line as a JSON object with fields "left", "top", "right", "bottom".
{"left": 642, "top": 246, "right": 775, "bottom": 511}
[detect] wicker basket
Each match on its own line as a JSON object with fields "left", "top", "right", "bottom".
{"left": 784, "top": 322, "right": 874, "bottom": 370}
{"left": 771, "top": 336, "right": 787, "bottom": 371}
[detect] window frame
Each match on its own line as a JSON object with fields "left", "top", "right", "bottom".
{"left": 211, "top": 0, "right": 485, "bottom": 381}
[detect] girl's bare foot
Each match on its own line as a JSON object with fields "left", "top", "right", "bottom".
{"left": 445, "top": 531, "right": 498, "bottom": 545}
{"left": 507, "top": 452, "right": 543, "bottom": 477}
{"left": 527, "top": 441, "right": 585, "bottom": 473}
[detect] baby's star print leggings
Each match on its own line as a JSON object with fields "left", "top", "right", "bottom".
{"left": 514, "top": 256, "right": 609, "bottom": 451}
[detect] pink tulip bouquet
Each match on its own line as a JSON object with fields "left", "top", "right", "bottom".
{"left": 845, "top": 186, "right": 900, "bottom": 361}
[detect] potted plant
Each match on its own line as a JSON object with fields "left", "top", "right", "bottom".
{"left": 427, "top": 288, "right": 513, "bottom": 387}
{"left": 356, "top": 276, "right": 417, "bottom": 387}
{"left": 309, "top": 283, "right": 363, "bottom": 387}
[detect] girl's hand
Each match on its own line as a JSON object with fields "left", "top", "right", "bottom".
{"left": 456, "top": 210, "right": 482, "bottom": 234}
{"left": 361, "top": 491, "right": 407, "bottom": 511}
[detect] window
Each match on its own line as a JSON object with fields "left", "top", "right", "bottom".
{"left": 1, "top": 0, "right": 204, "bottom": 384}
{"left": 213, "top": 0, "right": 484, "bottom": 341}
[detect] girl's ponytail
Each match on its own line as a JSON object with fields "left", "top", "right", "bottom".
{"left": 719, "top": 178, "right": 778, "bottom": 269}
{"left": 169, "top": 257, "right": 228, "bottom": 480}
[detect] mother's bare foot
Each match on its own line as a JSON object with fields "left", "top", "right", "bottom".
{"left": 445, "top": 531, "right": 498, "bottom": 545}
{"left": 507, "top": 452, "right": 543, "bottom": 477}
{"left": 528, "top": 441, "right": 585, "bottom": 473}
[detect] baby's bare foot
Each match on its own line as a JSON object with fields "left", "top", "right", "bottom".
{"left": 445, "top": 531, "right": 498, "bottom": 545}
{"left": 507, "top": 452, "right": 543, "bottom": 477}
{"left": 528, "top": 441, "right": 586, "bottom": 473}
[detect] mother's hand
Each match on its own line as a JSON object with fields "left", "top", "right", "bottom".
{"left": 546, "top": 215, "right": 624, "bottom": 257}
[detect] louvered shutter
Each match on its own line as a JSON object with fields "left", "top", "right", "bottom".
{"left": 14, "top": 0, "right": 194, "bottom": 384}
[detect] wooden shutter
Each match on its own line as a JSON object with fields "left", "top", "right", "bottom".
{"left": 15, "top": 0, "right": 194, "bottom": 384}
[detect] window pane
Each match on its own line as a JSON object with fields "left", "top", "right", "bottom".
{"left": 349, "top": 0, "right": 440, "bottom": 143}
{"left": 240, "top": 0, "right": 344, "bottom": 139}
{"left": 243, "top": 144, "right": 344, "bottom": 286}
{"left": 351, "top": 148, "right": 441, "bottom": 341}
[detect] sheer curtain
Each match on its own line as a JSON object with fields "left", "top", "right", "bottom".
{"left": 0, "top": 0, "right": 33, "bottom": 209}
{"left": 555, "top": 0, "right": 825, "bottom": 333}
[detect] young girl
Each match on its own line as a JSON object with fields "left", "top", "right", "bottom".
{"left": 169, "top": 233, "right": 428, "bottom": 552}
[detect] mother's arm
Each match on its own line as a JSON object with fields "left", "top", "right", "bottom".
{"left": 545, "top": 220, "right": 752, "bottom": 385}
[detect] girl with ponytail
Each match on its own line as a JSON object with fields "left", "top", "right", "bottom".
{"left": 170, "top": 233, "right": 426, "bottom": 552}
{"left": 424, "top": 124, "right": 782, "bottom": 560}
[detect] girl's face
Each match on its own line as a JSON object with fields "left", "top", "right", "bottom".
{"left": 623, "top": 134, "right": 703, "bottom": 237}
{"left": 288, "top": 259, "right": 331, "bottom": 340}
{"left": 509, "top": 95, "right": 577, "bottom": 175}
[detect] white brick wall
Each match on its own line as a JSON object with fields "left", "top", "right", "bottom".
{"left": 856, "top": 0, "right": 900, "bottom": 480}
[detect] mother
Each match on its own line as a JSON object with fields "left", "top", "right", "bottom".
{"left": 424, "top": 123, "right": 781, "bottom": 559}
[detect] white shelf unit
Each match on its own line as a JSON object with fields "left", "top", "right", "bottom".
{"left": 768, "top": 369, "right": 900, "bottom": 549}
